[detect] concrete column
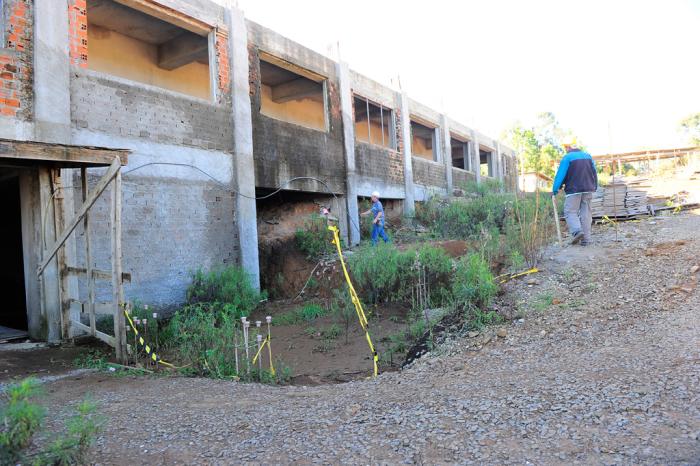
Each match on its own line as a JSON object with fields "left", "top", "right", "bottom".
{"left": 33, "top": 0, "right": 71, "bottom": 143}
{"left": 440, "top": 114, "right": 453, "bottom": 195}
{"left": 471, "top": 129, "right": 481, "bottom": 185}
{"left": 337, "top": 62, "right": 360, "bottom": 246}
{"left": 496, "top": 142, "right": 504, "bottom": 189}
{"left": 227, "top": 7, "right": 260, "bottom": 290}
{"left": 397, "top": 92, "right": 415, "bottom": 216}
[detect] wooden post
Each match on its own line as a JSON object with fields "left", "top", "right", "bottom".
{"left": 111, "top": 165, "right": 127, "bottom": 363}
{"left": 51, "top": 170, "right": 71, "bottom": 339}
{"left": 81, "top": 167, "right": 96, "bottom": 337}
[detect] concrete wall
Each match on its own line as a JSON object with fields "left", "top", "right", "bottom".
{"left": 412, "top": 157, "right": 447, "bottom": 189}
{"left": 452, "top": 167, "right": 476, "bottom": 188}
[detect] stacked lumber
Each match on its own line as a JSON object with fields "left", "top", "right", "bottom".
{"left": 590, "top": 176, "right": 649, "bottom": 218}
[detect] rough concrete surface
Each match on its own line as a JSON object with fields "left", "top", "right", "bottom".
{"left": 34, "top": 211, "right": 700, "bottom": 465}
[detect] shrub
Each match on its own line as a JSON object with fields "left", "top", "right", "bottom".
{"left": 0, "top": 378, "right": 104, "bottom": 465}
{"left": 186, "top": 265, "right": 263, "bottom": 319}
{"left": 163, "top": 302, "right": 240, "bottom": 378}
{"left": 347, "top": 243, "right": 412, "bottom": 304}
{"left": 295, "top": 214, "right": 335, "bottom": 260}
{"left": 416, "top": 191, "right": 513, "bottom": 240}
{"left": 0, "top": 378, "right": 44, "bottom": 464}
{"left": 452, "top": 253, "right": 497, "bottom": 310}
{"left": 505, "top": 192, "right": 555, "bottom": 268}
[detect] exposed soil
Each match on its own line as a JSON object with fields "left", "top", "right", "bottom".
{"left": 0, "top": 344, "right": 95, "bottom": 382}
{"left": 251, "top": 301, "right": 410, "bottom": 384}
{"left": 5, "top": 210, "right": 700, "bottom": 465}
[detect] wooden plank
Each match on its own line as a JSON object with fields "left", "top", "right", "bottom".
{"left": 81, "top": 168, "right": 96, "bottom": 337}
{"left": 70, "top": 319, "right": 116, "bottom": 347}
{"left": 258, "top": 51, "right": 326, "bottom": 82}
{"left": 37, "top": 158, "right": 121, "bottom": 275}
{"left": 51, "top": 170, "right": 72, "bottom": 340}
{"left": 271, "top": 78, "right": 321, "bottom": 103}
{"left": 158, "top": 32, "right": 208, "bottom": 70}
{"left": 65, "top": 266, "right": 131, "bottom": 283}
{"left": 0, "top": 138, "right": 128, "bottom": 167}
{"left": 111, "top": 170, "right": 128, "bottom": 363}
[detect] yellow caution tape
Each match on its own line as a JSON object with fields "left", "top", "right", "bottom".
{"left": 497, "top": 267, "right": 539, "bottom": 284}
{"left": 601, "top": 215, "right": 617, "bottom": 226}
{"left": 123, "top": 306, "right": 175, "bottom": 369}
{"left": 328, "top": 225, "right": 379, "bottom": 377}
{"left": 251, "top": 335, "right": 276, "bottom": 376}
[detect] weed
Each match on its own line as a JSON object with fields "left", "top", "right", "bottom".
{"left": 464, "top": 308, "right": 504, "bottom": 331}
{"left": 312, "top": 340, "right": 335, "bottom": 353}
{"left": 321, "top": 324, "right": 342, "bottom": 340}
{"left": 532, "top": 292, "right": 554, "bottom": 312}
{"left": 295, "top": 214, "right": 336, "bottom": 260}
{"left": 561, "top": 267, "right": 577, "bottom": 284}
{"left": 73, "top": 350, "right": 109, "bottom": 370}
{"left": 187, "top": 265, "right": 264, "bottom": 318}
{"left": 330, "top": 289, "right": 354, "bottom": 344}
{"left": 452, "top": 253, "right": 498, "bottom": 310}
{"left": 304, "top": 326, "right": 317, "bottom": 337}
{"left": 0, "top": 378, "right": 104, "bottom": 465}
{"left": 275, "top": 303, "right": 329, "bottom": 326}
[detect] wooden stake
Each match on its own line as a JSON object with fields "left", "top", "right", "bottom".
{"left": 81, "top": 167, "right": 96, "bottom": 337}
{"left": 111, "top": 165, "right": 127, "bottom": 363}
{"left": 551, "top": 195, "right": 563, "bottom": 246}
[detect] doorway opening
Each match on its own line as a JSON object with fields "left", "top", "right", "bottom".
{"left": 0, "top": 171, "right": 28, "bottom": 339}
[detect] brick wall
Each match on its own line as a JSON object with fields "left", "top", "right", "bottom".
{"left": 0, "top": 0, "right": 32, "bottom": 119}
{"left": 356, "top": 143, "right": 404, "bottom": 186}
{"left": 451, "top": 167, "right": 476, "bottom": 188}
{"left": 413, "top": 157, "right": 447, "bottom": 188}
{"left": 68, "top": 0, "right": 87, "bottom": 68}
{"left": 248, "top": 46, "right": 346, "bottom": 194}
{"left": 70, "top": 70, "right": 233, "bottom": 152}
{"left": 71, "top": 173, "right": 238, "bottom": 308}
{"left": 215, "top": 30, "right": 230, "bottom": 105}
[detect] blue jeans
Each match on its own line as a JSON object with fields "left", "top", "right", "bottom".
{"left": 371, "top": 223, "right": 390, "bottom": 245}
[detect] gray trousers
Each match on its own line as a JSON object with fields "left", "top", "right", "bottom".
{"left": 564, "top": 192, "right": 593, "bottom": 242}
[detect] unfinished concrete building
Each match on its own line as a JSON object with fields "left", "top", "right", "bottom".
{"left": 0, "top": 0, "right": 517, "bottom": 354}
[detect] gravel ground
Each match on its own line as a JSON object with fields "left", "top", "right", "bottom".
{"left": 40, "top": 211, "right": 700, "bottom": 465}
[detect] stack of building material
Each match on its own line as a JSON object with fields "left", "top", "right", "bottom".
{"left": 591, "top": 176, "right": 649, "bottom": 218}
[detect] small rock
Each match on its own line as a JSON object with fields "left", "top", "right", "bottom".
{"left": 539, "top": 330, "right": 546, "bottom": 337}
{"left": 467, "top": 331, "right": 480, "bottom": 338}
{"left": 496, "top": 329, "right": 507, "bottom": 338}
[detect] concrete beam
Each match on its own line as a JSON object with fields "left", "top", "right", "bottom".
{"left": 271, "top": 78, "right": 320, "bottom": 103}
{"left": 158, "top": 33, "right": 208, "bottom": 70}
{"left": 397, "top": 91, "right": 415, "bottom": 216}
{"left": 33, "top": 0, "right": 71, "bottom": 143}
{"left": 338, "top": 62, "right": 360, "bottom": 246}
{"left": 440, "top": 114, "right": 453, "bottom": 194}
{"left": 227, "top": 7, "right": 260, "bottom": 290}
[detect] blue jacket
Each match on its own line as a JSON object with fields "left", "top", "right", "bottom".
{"left": 552, "top": 150, "right": 598, "bottom": 195}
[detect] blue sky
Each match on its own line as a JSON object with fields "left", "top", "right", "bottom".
{"left": 234, "top": 0, "right": 700, "bottom": 154}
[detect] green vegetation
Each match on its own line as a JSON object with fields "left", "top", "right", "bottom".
{"left": 295, "top": 214, "right": 336, "bottom": 260}
{"left": 347, "top": 243, "right": 452, "bottom": 306}
{"left": 0, "top": 378, "right": 104, "bottom": 465}
{"left": 532, "top": 292, "right": 554, "bottom": 312}
{"left": 274, "top": 303, "right": 329, "bottom": 326}
{"left": 186, "top": 266, "right": 264, "bottom": 320}
{"left": 452, "top": 253, "right": 498, "bottom": 310}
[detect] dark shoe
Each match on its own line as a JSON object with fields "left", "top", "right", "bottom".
{"left": 580, "top": 241, "right": 590, "bottom": 247}
{"left": 570, "top": 232, "right": 584, "bottom": 245}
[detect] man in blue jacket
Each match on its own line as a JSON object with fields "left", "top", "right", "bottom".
{"left": 552, "top": 136, "right": 598, "bottom": 246}
{"left": 361, "top": 191, "right": 390, "bottom": 246}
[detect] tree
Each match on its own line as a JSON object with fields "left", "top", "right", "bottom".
{"left": 679, "top": 113, "right": 700, "bottom": 146}
{"left": 504, "top": 113, "right": 578, "bottom": 179}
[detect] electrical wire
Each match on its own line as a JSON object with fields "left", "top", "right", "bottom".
{"left": 121, "top": 162, "right": 363, "bottom": 234}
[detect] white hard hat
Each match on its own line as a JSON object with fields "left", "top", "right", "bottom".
{"left": 371, "top": 191, "right": 380, "bottom": 198}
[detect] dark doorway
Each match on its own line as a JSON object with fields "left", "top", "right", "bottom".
{"left": 0, "top": 173, "right": 28, "bottom": 331}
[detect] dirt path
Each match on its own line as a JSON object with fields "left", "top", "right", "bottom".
{"left": 37, "top": 211, "right": 700, "bottom": 465}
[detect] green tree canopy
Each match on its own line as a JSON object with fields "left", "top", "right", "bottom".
{"left": 504, "top": 113, "right": 580, "bottom": 179}
{"left": 679, "top": 113, "right": 700, "bottom": 146}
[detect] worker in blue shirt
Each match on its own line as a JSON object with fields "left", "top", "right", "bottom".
{"left": 361, "top": 191, "right": 390, "bottom": 246}
{"left": 552, "top": 136, "right": 598, "bottom": 246}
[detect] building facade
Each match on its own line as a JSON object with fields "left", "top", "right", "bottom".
{"left": 0, "top": 0, "right": 517, "bottom": 341}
